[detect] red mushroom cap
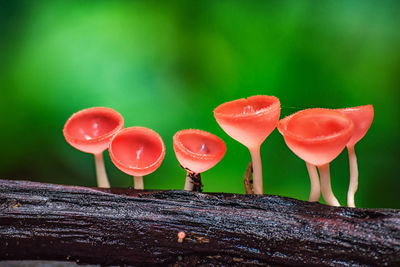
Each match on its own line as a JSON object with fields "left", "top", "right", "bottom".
{"left": 63, "top": 107, "right": 124, "bottom": 154}
{"left": 337, "top": 105, "right": 374, "bottom": 147}
{"left": 278, "top": 108, "right": 353, "bottom": 166}
{"left": 173, "top": 129, "right": 226, "bottom": 174}
{"left": 109, "top": 127, "right": 165, "bottom": 177}
{"left": 213, "top": 95, "right": 280, "bottom": 149}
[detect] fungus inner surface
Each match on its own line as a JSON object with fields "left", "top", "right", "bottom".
{"left": 66, "top": 112, "right": 120, "bottom": 141}
{"left": 287, "top": 113, "right": 350, "bottom": 140}
{"left": 112, "top": 132, "right": 162, "bottom": 168}
{"left": 179, "top": 133, "right": 223, "bottom": 157}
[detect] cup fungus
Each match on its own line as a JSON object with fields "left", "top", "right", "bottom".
{"left": 278, "top": 108, "right": 354, "bottom": 206}
{"left": 63, "top": 107, "right": 124, "bottom": 188}
{"left": 213, "top": 95, "right": 280, "bottom": 194}
{"left": 177, "top": 231, "right": 186, "bottom": 243}
{"left": 337, "top": 105, "right": 374, "bottom": 207}
{"left": 109, "top": 127, "right": 165, "bottom": 190}
{"left": 173, "top": 129, "right": 226, "bottom": 191}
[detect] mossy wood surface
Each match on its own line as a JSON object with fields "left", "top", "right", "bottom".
{"left": 0, "top": 179, "right": 399, "bottom": 266}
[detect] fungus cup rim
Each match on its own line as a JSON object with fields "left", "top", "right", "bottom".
{"left": 337, "top": 104, "right": 373, "bottom": 114}
{"left": 213, "top": 95, "right": 280, "bottom": 121}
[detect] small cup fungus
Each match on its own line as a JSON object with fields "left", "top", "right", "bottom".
{"left": 177, "top": 231, "right": 186, "bottom": 243}
{"left": 214, "top": 95, "right": 280, "bottom": 194}
{"left": 278, "top": 108, "right": 354, "bottom": 206}
{"left": 109, "top": 127, "right": 165, "bottom": 190}
{"left": 63, "top": 107, "right": 124, "bottom": 188}
{"left": 173, "top": 129, "right": 226, "bottom": 191}
{"left": 337, "top": 105, "right": 374, "bottom": 207}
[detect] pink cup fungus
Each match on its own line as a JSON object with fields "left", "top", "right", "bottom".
{"left": 173, "top": 129, "right": 226, "bottom": 191}
{"left": 213, "top": 95, "right": 281, "bottom": 195}
{"left": 278, "top": 108, "right": 354, "bottom": 206}
{"left": 63, "top": 107, "right": 124, "bottom": 188}
{"left": 337, "top": 105, "right": 374, "bottom": 207}
{"left": 109, "top": 127, "right": 165, "bottom": 190}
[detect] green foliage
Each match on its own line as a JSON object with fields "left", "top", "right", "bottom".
{"left": 1, "top": 1, "right": 399, "bottom": 208}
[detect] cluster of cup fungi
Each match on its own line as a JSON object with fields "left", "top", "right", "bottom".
{"left": 63, "top": 95, "right": 373, "bottom": 208}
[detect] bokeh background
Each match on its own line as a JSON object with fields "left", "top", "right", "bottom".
{"left": 1, "top": 1, "right": 399, "bottom": 208}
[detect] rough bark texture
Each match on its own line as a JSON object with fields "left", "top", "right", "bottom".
{"left": 0, "top": 179, "right": 399, "bottom": 266}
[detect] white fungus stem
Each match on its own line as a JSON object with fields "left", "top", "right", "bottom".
{"left": 249, "top": 146, "right": 263, "bottom": 195}
{"left": 184, "top": 171, "right": 194, "bottom": 191}
{"left": 305, "top": 162, "right": 320, "bottom": 202}
{"left": 133, "top": 176, "right": 144, "bottom": 190}
{"left": 347, "top": 145, "right": 358, "bottom": 208}
{"left": 318, "top": 164, "right": 340, "bottom": 207}
{"left": 94, "top": 153, "right": 110, "bottom": 188}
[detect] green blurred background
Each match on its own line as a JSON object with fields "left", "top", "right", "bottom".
{"left": 1, "top": 1, "right": 399, "bottom": 208}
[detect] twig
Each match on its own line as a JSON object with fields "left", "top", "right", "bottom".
{"left": 244, "top": 161, "right": 253, "bottom": 194}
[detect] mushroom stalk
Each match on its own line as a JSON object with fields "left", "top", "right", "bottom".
{"left": 318, "top": 164, "right": 340, "bottom": 206}
{"left": 133, "top": 176, "right": 144, "bottom": 190}
{"left": 305, "top": 162, "right": 320, "bottom": 202}
{"left": 249, "top": 147, "right": 263, "bottom": 195}
{"left": 347, "top": 145, "right": 358, "bottom": 208}
{"left": 184, "top": 172, "right": 194, "bottom": 191}
{"left": 94, "top": 153, "right": 110, "bottom": 188}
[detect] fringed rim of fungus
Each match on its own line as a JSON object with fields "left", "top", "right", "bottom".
{"left": 213, "top": 95, "right": 280, "bottom": 120}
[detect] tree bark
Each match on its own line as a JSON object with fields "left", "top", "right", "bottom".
{"left": 0, "top": 179, "right": 399, "bottom": 266}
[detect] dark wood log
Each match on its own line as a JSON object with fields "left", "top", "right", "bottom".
{"left": 0, "top": 179, "right": 399, "bottom": 266}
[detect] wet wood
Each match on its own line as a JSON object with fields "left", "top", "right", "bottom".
{"left": 0, "top": 179, "right": 399, "bottom": 266}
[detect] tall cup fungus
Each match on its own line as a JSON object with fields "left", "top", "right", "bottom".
{"left": 214, "top": 95, "right": 280, "bottom": 194}
{"left": 63, "top": 107, "right": 124, "bottom": 188}
{"left": 337, "top": 105, "right": 374, "bottom": 207}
